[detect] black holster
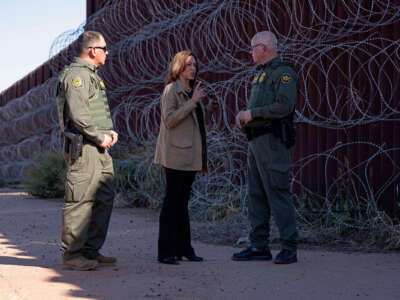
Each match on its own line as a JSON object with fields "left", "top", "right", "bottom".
{"left": 63, "top": 132, "right": 83, "bottom": 161}
{"left": 271, "top": 113, "right": 296, "bottom": 148}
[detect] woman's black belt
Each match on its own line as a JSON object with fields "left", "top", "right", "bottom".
{"left": 244, "top": 125, "right": 273, "bottom": 141}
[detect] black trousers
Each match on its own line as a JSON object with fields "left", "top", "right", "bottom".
{"left": 158, "top": 167, "right": 196, "bottom": 259}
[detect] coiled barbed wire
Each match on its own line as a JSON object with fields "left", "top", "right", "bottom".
{"left": 0, "top": 1, "right": 399, "bottom": 232}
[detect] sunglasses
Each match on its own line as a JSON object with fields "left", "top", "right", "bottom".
{"left": 88, "top": 46, "right": 108, "bottom": 52}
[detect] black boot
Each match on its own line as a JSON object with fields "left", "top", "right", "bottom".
{"left": 274, "top": 249, "right": 297, "bottom": 264}
{"left": 232, "top": 246, "right": 272, "bottom": 261}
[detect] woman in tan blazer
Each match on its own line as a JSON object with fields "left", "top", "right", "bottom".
{"left": 154, "top": 50, "right": 217, "bottom": 264}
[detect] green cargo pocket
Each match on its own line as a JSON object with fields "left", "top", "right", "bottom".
{"left": 267, "top": 164, "right": 290, "bottom": 191}
{"left": 65, "top": 174, "right": 92, "bottom": 203}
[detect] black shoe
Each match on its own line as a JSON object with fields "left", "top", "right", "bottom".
{"left": 274, "top": 249, "right": 297, "bottom": 264}
{"left": 232, "top": 246, "right": 272, "bottom": 261}
{"left": 177, "top": 254, "right": 204, "bottom": 262}
{"left": 158, "top": 257, "right": 180, "bottom": 265}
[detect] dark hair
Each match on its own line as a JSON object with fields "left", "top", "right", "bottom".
{"left": 76, "top": 31, "right": 104, "bottom": 54}
{"left": 165, "top": 50, "right": 199, "bottom": 87}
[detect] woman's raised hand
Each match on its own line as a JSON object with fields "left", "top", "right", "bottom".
{"left": 192, "top": 82, "right": 205, "bottom": 103}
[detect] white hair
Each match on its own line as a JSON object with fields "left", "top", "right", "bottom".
{"left": 252, "top": 31, "right": 278, "bottom": 50}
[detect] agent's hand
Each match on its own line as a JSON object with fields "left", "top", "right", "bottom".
{"left": 100, "top": 134, "right": 113, "bottom": 149}
{"left": 109, "top": 130, "right": 119, "bottom": 147}
{"left": 235, "top": 110, "right": 253, "bottom": 129}
{"left": 192, "top": 82, "right": 205, "bottom": 103}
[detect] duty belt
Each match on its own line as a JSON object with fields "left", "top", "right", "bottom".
{"left": 244, "top": 125, "right": 273, "bottom": 141}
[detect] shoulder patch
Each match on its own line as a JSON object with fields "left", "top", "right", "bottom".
{"left": 280, "top": 73, "right": 292, "bottom": 84}
{"left": 72, "top": 76, "right": 83, "bottom": 88}
{"left": 258, "top": 72, "right": 266, "bottom": 83}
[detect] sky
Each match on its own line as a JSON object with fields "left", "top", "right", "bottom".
{"left": 0, "top": 0, "right": 86, "bottom": 93}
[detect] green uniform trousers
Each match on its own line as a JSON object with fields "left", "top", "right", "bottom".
{"left": 61, "top": 143, "right": 114, "bottom": 259}
{"left": 247, "top": 133, "right": 298, "bottom": 251}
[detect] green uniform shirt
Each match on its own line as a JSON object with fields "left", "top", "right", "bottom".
{"left": 57, "top": 57, "right": 113, "bottom": 145}
{"left": 246, "top": 56, "right": 298, "bottom": 127}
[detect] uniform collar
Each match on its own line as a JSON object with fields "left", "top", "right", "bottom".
{"left": 72, "top": 57, "right": 97, "bottom": 72}
{"left": 260, "top": 56, "right": 282, "bottom": 69}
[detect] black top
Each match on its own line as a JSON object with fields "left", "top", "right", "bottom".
{"left": 186, "top": 90, "right": 207, "bottom": 170}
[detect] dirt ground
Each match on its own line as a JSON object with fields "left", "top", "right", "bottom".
{"left": 1, "top": 188, "right": 400, "bottom": 300}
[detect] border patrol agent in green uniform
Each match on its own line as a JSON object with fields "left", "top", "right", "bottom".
{"left": 56, "top": 31, "right": 119, "bottom": 270}
{"left": 232, "top": 31, "right": 299, "bottom": 264}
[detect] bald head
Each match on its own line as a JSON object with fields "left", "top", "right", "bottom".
{"left": 251, "top": 31, "right": 277, "bottom": 50}
{"left": 250, "top": 31, "right": 278, "bottom": 64}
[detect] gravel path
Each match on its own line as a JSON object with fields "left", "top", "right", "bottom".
{"left": 0, "top": 188, "right": 399, "bottom": 300}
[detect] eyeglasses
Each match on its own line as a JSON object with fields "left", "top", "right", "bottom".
{"left": 88, "top": 46, "right": 108, "bottom": 52}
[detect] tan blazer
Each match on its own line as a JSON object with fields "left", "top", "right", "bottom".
{"left": 154, "top": 80, "right": 216, "bottom": 171}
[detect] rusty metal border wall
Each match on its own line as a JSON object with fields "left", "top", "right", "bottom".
{"left": 0, "top": 0, "right": 399, "bottom": 214}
